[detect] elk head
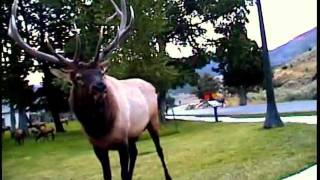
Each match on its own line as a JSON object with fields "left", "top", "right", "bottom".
{"left": 8, "top": 0, "right": 134, "bottom": 102}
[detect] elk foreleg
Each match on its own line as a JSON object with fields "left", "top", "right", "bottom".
{"left": 51, "top": 131, "right": 55, "bottom": 141}
{"left": 147, "top": 123, "right": 172, "bottom": 180}
{"left": 93, "top": 146, "right": 111, "bottom": 180}
{"left": 128, "top": 139, "right": 138, "bottom": 180}
{"left": 49, "top": 129, "right": 55, "bottom": 141}
{"left": 118, "top": 144, "right": 130, "bottom": 180}
{"left": 35, "top": 133, "right": 42, "bottom": 142}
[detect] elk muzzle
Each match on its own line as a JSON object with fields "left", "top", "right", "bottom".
{"left": 91, "top": 82, "right": 107, "bottom": 102}
{"left": 92, "top": 82, "right": 106, "bottom": 93}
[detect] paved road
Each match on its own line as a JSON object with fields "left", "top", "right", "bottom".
{"left": 168, "top": 100, "right": 316, "bottom": 116}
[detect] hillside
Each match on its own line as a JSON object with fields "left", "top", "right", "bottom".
{"left": 273, "top": 49, "right": 316, "bottom": 88}
{"left": 269, "top": 27, "right": 317, "bottom": 67}
{"left": 248, "top": 49, "right": 317, "bottom": 104}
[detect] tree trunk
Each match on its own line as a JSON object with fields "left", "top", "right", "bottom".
{"left": 18, "top": 107, "right": 29, "bottom": 135}
{"left": 238, "top": 86, "right": 247, "bottom": 106}
{"left": 51, "top": 110, "right": 65, "bottom": 132}
{"left": 10, "top": 104, "right": 16, "bottom": 131}
{"left": 158, "top": 91, "right": 167, "bottom": 122}
{"left": 41, "top": 65, "right": 66, "bottom": 133}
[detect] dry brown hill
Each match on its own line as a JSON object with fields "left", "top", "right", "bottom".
{"left": 273, "top": 48, "right": 316, "bottom": 89}
{"left": 246, "top": 48, "right": 317, "bottom": 104}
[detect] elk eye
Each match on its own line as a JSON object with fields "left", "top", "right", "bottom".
{"left": 75, "top": 74, "right": 84, "bottom": 85}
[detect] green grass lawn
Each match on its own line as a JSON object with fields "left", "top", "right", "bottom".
{"left": 2, "top": 120, "right": 316, "bottom": 180}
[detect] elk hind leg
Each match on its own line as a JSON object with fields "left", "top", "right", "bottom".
{"left": 147, "top": 122, "right": 172, "bottom": 180}
{"left": 128, "top": 139, "right": 138, "bottom": 180}
{"left": 118, "top": 144, "right": 130, "bottom": 180}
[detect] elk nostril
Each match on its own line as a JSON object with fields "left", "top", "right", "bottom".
{"left": 93, "top": 82, "right": 106, "bottom": 93}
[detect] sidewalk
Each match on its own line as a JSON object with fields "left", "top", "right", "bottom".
{"left": 165, "top": 115, "right": 317, "bottom": 124}
{"left": 167, "top": 100, "right": 316, "bottom": 116}
{"left": 283, "top": 165, "right": 317, "bottom": 180}
{"left": 165, "top": 115, "right": 317, "bottom": 180}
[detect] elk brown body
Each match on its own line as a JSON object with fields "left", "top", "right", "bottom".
{"left": 72, "top": 75, "right": 159, "bottom": 149}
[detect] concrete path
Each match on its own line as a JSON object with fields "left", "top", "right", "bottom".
{"left": 165, "top": 115, "right": 317, "bottom": 180}
{"left": 168, "top": 100, "right": 316, "bottom": 116}
{"left": 283, "top": 165, "right": 317, "bottom": 180}
{"left": 165, "top": 115, "right": 317, "bottom": 124}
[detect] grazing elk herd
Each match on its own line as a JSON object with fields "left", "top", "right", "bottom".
{"left": 7, "top": 0, "right": 172, "bottom": 179}
{"left": 6, "top": 123, "right": 56, "bottom": 145}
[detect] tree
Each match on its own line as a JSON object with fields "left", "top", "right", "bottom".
{"left": 212, "top": 0, "right": 264, "bottom": 106}
{"left": 214, "top": 35, "right": 264, "bottom": 106}
{"left": 196, "top": 74, "right": 221, "bottom": 98}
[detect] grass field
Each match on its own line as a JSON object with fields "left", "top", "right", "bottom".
{"left": 2, "top": 120, "right": 316, "bottom": 180}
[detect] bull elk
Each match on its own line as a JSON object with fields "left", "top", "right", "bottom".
{"left": 8, "top": 0, "right": 172, "bottom": 179}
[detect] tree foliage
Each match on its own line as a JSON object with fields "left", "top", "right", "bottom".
{"left": 196, "top": 74, "right": 222, "bottom": 98}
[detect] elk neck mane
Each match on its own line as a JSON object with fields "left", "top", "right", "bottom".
{"left": 70, "top": 83, "right": 118, "bottom": 139}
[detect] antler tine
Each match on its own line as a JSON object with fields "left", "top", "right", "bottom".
{"left": 96, "top": 0, "right": 135, "bottom": 62}
{"left": 94, "top": 26, "right": 105, "bottom": 62}
{"left": 73, "top": 22, "right": 81, "bottom": 62}
{"left": 8, "top": 0, "right": 73, "bottom": 68}
{"left": 93, "top": 1, "right": 120, "bottom": 63}
{"left": 118, "top": 6, "right": 134, "bottom": 43}
{"left": 105, "top": 12, "right": 118, "bottom": 23}
{"left": 46, "top": 39, "right": 75, "bottom": 68}
{"left": 119, "top": 0, "right": 127, "bottom": 30}
{"left": 110, "top": 0, "right": 123, "bottom": 18}
{"left": 73, "top": 34, "right": 81, "bottom": 62}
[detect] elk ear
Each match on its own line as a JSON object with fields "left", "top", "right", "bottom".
{"left": 50, "top": 69, "right": 71, "bottom": 83}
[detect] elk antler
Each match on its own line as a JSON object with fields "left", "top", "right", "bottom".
{"left": 73, "top": 22, "right": 81, "bottom": 63}
{"left": 94, "top": 26, "right": 105, "bottom": 62}
{"left": 8, "top": 0, "right": 74, "bottom": 68}
{"left": 95, "top": 0, "right": 135, "bottom": 63}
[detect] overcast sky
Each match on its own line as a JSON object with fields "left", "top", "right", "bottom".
{"left": 27, "top": 0, "right": 317, "bottom": 85}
